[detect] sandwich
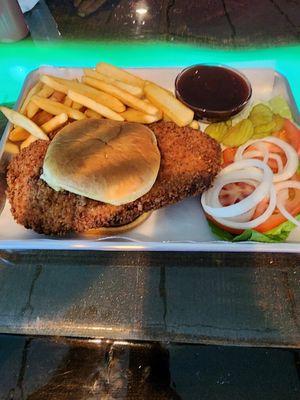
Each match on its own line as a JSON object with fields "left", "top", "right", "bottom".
{"left": 7, "top": 119, "right": 221, "bottom": 235}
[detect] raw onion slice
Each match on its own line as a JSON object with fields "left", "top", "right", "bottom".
{"left": 226, "top": 207, "right": 256, "bottom": 223}
{"left": 243, "top": 150, "right": 266, "bottom": 161}
{"left": 212, "top": 186, "right": 277, "bottom": 230}
{"left": 276, "top": 181, "right": 300, "bottom": 227}
{"left": 235, "top": 136, "right": 298, "bottom": 182}
{"left": 243, "top": 150, "right": 283, "bottom": 173}
{"left": 210, "top": 174, "right": 259, "bottom": 204}
{"left": 270, "top": 153, "right": 284, "bottom": 173}
{"left": 202, "top": 159, "right": 273, "bottom": 218}
{"left": 248, "top": 142, "right": 269, "bottom": 164}
{"left": 205, "top": 175, "right": 258, "bottom": 222}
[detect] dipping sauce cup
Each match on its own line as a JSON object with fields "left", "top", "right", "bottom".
{"left": 175, "top": 65, "right": 252, "bottom": 123}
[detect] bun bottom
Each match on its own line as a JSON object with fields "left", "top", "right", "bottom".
{"left": 83, "top": 212, "right": 151, "bottom": 236}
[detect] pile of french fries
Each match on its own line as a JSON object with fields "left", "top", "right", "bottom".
{"left": 1, "top": 62, "right": 198, "bottom": 155}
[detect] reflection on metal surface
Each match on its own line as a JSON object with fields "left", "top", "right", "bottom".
{"left": 0, "top": 335, "right": 299, "bottom": 399}
{"left": 136, "top": 7, "right": 148, "bottom": 16}
{"left": 132, "top": 1, "right": 149, "bottom": 35}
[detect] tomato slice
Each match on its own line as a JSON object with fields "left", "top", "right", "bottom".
{"left": 253, "top": 173, "right": 300, "bottom": 232}
{"left": 219, "top": 182, "right": 255, "bottom": 206}
{"left": 251, "top": 197, "right": 269, "bottom": 220}
{"left": 205, "top": 213, "right": 243, "bottom": 235}
{"left": 221, "top": 144, "right": 287, "bottom": 173}
{"left": 214, "top": 119, "right": 300, "bottom": 235}
{"left": 205, "top": 182, "right": 255, "bottom": 235}
{"left": 254, "top": 203, "right": 300, "bottom": 233}
{"left": 208, "top": 174, "right": 300, "bottom": 235}
{"left": 274, "top": 119, "right": 300, "bottom": 155}
{"left": 208, "top": 188, "right": 300, "bottom": 235}
{"left": 222, "top": 147, "right": 237, "bottom": 167}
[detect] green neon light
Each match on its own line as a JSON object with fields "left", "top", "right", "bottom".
{"left": 0, "top": 40, "right": 299, "bottom": 110}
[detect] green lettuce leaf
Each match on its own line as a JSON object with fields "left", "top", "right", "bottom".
{"left": 232, "top": 229, "right": 279, "bottom": 243}
{"left": 268, "top": 96, "right": 293, "bottom": 120}
{"left": 207, "top": 220, "right": 234, "bottom": 241}
{"left": 208, "top": 214, "right": 300, "bottom": 243}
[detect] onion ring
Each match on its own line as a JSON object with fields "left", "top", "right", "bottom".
{"left": 276, "top": 181, "right": 300, "bottom": 227}
{"left": 270, "top": 153, "right": 284, "bottom": 173}
{"left": 210, "top": 175, "right": 259, "bottom": 208}
{"left": 243, "top": 150, "right": 283, "bottom": 173}
{"left": 235, "top": 136, "right": 298, "bottom": 182}
{"left": 201, "top": 159, "right": 273, "bottom": 218}
{"left": 212, "top": 186, "right": 276, "bottom": 230}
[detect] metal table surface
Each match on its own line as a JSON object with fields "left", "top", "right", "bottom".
{"left": 0, "top": 249, "right": 299, "bottom": 347}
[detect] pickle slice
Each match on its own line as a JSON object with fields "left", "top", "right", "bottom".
{"left": 272, "top": 114, "right": 284, "bottom": 132}
{"left": 205, "top": 122, "right": 228, "bottom": 142}
{"left": 249, "top": 104, "right": 273, "bottom": 127}
{"left": 252, "top": 120, "right": 277, "bottom": 139}
{"left": 252, "top": 114, "right": 284, "bottom": 139}
{"left": 222, "top": 119, "right": 254, "bottom": 147}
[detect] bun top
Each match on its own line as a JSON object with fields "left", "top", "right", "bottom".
{"left": 41, "top": 119, "right": 161, "bottom": 205}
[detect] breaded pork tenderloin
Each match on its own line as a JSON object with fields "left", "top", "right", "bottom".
{"left": 7, "top": 122, "right": 221, "bottom": 235}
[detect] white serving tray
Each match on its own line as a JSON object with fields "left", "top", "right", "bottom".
{"left": 0, "top": 66, "right": 299, "bottom": 252}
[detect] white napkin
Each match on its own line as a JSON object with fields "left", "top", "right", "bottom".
{"left": 18, "top": 0, "right": 39, "bottom": 13}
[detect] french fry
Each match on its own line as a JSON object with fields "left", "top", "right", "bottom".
{"left": 84, "top": 109, "right": 102, "bottom": 119}
{"left": 144, "top": 80, "right": 175, "bottom": 97}
{"left": 68, "top": 90, "right": 124, "bottom": 121}
{"left": 20, "top": 81, "right": 43, "bottom": 115}
{"left": 20, "top": 134, "right": 38, "bottom": 150}
{"left": 83, "top": 68, "right": 143, "bottom": 98}
{"left": 26, "top": 85, "right": 55, "bottom": 119}
{"left": 40, "top": 74, "right": 67, "bottom": 94}
{"left": 31, "top": 96, "right": 85, "bottom": 121}
{"left": 72, "top": 101, "right": 83, "bottom": 110}
{"left": 45, "top": 75, "right": 125, "bottom": 113}
{"left": 144, "top": 82, "right": 194, "bottom": 127}
{"left": 189, "top": 120, "right": 199, "bottom": 129}
{"left": 63, "top": 96, "right": 73, "bottom": 107}
{"left": 9, "top": 126, "right": 30, "bottom": 142}
{"left": 120, "top": 108, "right": 162, "bottom": 124}
{"left": 32, "top": 110, "right": 53, "bottom": 126}
{"left": 49, "top": 90, "right": 66, "bottom": 103}
{"left": 96, "top": 62, "right": 145, "bottom": 88}
{"left": 163, "top": 114, "right": 171, "bottom": 122}
{"left": 82, "top": 77, "right": 159, "bottom": 116}
{"left": 38, "top": 85, "right": 55, "bottom": 98}
{"left": 41, "top": 113, "right": 68, "bottom": 133}
{"left": 0, "top": 106, "right": 49, "bottom": 140}
{"left": 27, "top": 89, "right": 65, "bottom": 121}
{"left": 5, "top": 141, "right": 19, "bottom": 154}
{"left": 26, "top": 101, "right": 39, "bottom": 119}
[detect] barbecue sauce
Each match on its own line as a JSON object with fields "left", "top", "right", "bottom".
{"left": 176, "top": 65, "right": 250, "bottom": 112}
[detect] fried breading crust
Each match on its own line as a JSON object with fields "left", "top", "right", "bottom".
{"left": 7, "top": 122, "right": 221, "bottom": 235}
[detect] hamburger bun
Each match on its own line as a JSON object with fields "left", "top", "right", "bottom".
{"left": 41, "top": 119, "right": 161, "bottom": 205}
{"left": 83, "top": 211, "right": 151, "bottom": 236}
